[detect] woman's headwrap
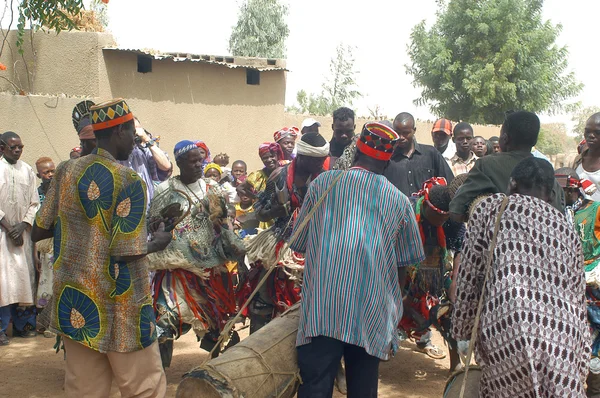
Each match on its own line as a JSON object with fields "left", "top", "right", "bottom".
{"left": 195, "top": 141, "right": 212, "bottom": 162}
{"left": 295, "top": 134, "right": 330, "bottom": 158}
{"left": 174, "top": 140, "right": 198, "bottom": 161}
{"left": 415, "top": 177, "right": 449, "bottom": 215}
{"left": 258, "top": 142, "right": 284, "bottom": 160}
{"left": 274, "top": 126, "right": 299, "bottom": 143}
{"left": 204, "top": 162, "right": 222, "bottom": 176}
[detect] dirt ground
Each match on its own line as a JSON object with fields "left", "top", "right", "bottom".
{"left": 0, "top": 326, "right": 450, "bottom": 397}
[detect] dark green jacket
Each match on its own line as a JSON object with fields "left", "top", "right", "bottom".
{"left": 449, "top": 150, "right": 565, "bottom": 216}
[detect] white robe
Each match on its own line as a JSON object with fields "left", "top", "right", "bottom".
{"left": 0, "top": 158, "right": 39, "bottom": 307}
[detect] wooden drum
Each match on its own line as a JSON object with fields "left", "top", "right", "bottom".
{"left": 176, "top": 303, "right": 301, "bottom": 398}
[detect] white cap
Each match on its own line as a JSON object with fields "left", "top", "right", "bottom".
{"left": 301, "top": 118, "right": 322, "bottom": 129}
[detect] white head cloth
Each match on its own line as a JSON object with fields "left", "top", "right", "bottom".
{"left": 295, "top": 140, "right": 330, "bottom": 157}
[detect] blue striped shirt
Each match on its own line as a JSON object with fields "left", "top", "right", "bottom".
{"left": 291, "top": 168, "right": 425, "bottom": 360}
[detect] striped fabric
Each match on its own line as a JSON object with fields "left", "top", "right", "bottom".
{"left": 291, "top": 168, "right": 425, "bottom": 360}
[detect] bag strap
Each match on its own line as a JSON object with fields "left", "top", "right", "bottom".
{"left": 459, "top": 195, "right": 509, "bottom": 398}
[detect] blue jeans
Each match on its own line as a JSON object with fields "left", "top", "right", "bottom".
{"left": 0, "top": 305, "right": 10, "bottom": 333}
{"left": 11, "top": 305, "right": 36, "bottom": 332}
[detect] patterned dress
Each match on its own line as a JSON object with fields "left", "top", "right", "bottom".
{"left": 35, "top": 148, "right": 155, "bottom": 353}
{"left": 453, "top": 193, "right": 589, "bottom": 397}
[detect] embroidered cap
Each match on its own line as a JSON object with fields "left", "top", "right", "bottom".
{"left": 90, "top": 98, "right": 134, "bottom": 131}
{"left": 356, "top": 122, "right": 399, "bottom": 161}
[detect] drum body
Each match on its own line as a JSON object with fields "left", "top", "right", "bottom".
{"left": 176, "top": 303, "right": 301, "bottom": 398}
{"left": 444, "top": 366, "right": 482, "bottom": 398}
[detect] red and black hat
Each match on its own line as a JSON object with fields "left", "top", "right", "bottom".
{"left": 356, "top": 122, "right": 399, "bottom": 161}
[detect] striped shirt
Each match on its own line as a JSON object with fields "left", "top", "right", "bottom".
{"left": 291, "top": 168, "right": 425, "bottom": 360}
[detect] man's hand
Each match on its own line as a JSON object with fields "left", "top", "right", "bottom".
{"left": 12, "top": 235, "right": 24, "bottom": 247}
{"left": 148, "top": 222, "right": 172, "bottom": 254}
{"left": 268, "top": 203, "right": 289, "bottom": 219}
{"left": 35, "top": 257, "right": 42, "bottom": 273}
{"left": 9, "top": 222, "right": 28, "bottom": 240}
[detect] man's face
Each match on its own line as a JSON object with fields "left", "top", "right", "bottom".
{"left": 332, "top": 119, "right": 355, "bottom": 146}
{"left": 205, "top": 168, "right": 221, "bottom": 182}
{"left": 1, "top": 137, "right": 24, "bottom": 163}
{"left": 471, "top": 137, "right": 487, "bottom": 157}
{"left": 260, "top": 151, "right": 278, "bottom": 172}
{"left": 564, "top": 187, "right": 580, "bottom": 206}
{"left": 297, "top": 155, "right": 326, "bottom": 174}
{"left": 432, "top": 131, "right": 451, "bottom": 149}
{"left": 37, "top": 162, "right": 56, "bottom": 183}
{"left": 453, "top": 129, "right": 473, "bottom": 156}
{"left": 115, "top": 122, "right": 136, "bottom": 161}
{"left": 492, "top": 141, "right": 500, "bottom": 153}
{"left": 393, "top": 120, "right": 416, "bottom": 149}
{"left": 584, "top": 118, "right": 600, "bottom": 151}
{"left": 278, "top": 137, "right": 296, "bottom": 156}
{"left": 179, "top": 149, "right": 204, "bottom": 180}
{"left": 232, "top": 163, "right": 247, "bottom": 179}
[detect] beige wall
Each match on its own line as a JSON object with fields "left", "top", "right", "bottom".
{"left": 0, "top": 30, "right": 288, "bottom": 173}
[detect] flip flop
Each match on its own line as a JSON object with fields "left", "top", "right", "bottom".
{"left": 418, "top": 344, "right": 446, "bottom": 359}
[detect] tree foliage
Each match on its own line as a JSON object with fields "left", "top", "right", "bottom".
{"left": 537, "top": 123, "right": 569, "bottom": 156}
{"left": 289, "top": 44, "right": 361, "bottom": 116}
{"left": 571, "top": 105, "right": 600, "bottom": 141}
{"left": 406, "top": 0, "right": 582, "bottom": 124}
{"left": 228, "top": 0, "right": 289, "bottom": 59}
{"left": 14, "top": 0, "right": 85, "bottom": 54}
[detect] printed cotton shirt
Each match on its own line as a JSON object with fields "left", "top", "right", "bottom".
{"left": 291, "top": 169, "right": 425, "bottom": 360}
{"left": 448, "top": 152, "right": 478, "bottom": 176}
{"left": 35, "top": 149, "right": 155, "bottom": 353}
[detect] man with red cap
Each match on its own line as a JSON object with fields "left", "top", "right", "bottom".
{"left": 292, "top": 122, "right": 425, "bottom": 398}
{"left": 431, "top": 118, "right": 456, "bottom": 161}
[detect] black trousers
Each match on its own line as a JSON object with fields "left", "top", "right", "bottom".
{"left": 297, "top": 336, "right": 380, "bottom": 398}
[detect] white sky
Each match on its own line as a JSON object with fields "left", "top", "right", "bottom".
{"left": 2, "top": 0, "right": 599, "bottom": 125}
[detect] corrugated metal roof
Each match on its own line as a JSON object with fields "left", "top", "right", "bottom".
{"left": 103, "top": 48, "right": 288, "bottom": 71}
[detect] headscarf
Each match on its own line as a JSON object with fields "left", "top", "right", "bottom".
{"left": 204, "top": 162, "right": 222, "bottom": 176}
{"left": 274, "top": 126, "right": 299, "bottom": 143}
{"left": 295, "top": 133, "right": 330, "bottom": 157}
{"left": 195, "top": 141, "right": 212, "bottom": 162}
{"left": 258, "top": 142, "right": 284, "bottom": 161}
{"left": 174, "top": 140, "right": 198, "bottom": 161}
{"left": 415, "top": 177, "right": 449, "bottom": 215}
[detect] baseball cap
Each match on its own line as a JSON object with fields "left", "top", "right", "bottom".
{"left": 301, "top": 118, "right": 322, "bottom": 129}
{"left": 432, "top": 118, "right": 453, "bottom": 136}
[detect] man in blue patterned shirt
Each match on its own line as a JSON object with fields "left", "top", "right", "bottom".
{"left": 292, "top": 122, "right": 425, "bottom": 398}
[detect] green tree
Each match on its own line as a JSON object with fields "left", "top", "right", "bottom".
{"left": 571, "top": 105, "right": 600, "bottom": 141}
{"left": 11, "top": 0, "right": 85, "bottom": 54}
{"left": 288, "top": 44, "right": 361, "bottom": 116}
{"left": 406, "top": 0, "right": 582, "bottom": 124}
{"left": 537, "top": 123, "right": 569, "bottom": 156}
{"left": 228, "top": 0, "right": 289, "bottom": 58}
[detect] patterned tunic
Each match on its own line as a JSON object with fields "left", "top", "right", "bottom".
{"left": 452, "top": 193, "right": 589, "bottom": 397}
{"left": 35, "top": 148, "right": 154, "bottom": 353}
{"left": 292, "top": 169, "right": 425, "bottom": 360}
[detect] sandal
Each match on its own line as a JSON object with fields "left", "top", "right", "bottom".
{"left": 417, "top": 344, "right": 446, "bottom": 359}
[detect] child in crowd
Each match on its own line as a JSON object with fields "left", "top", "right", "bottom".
{"left": 34, "top": 157, "right": 56, "bottom": 337}
{"left": 234, "top": 181, "right": 262, "bottom": 237}
{"left": 231, "top": 160, "right": 247, "bottom": 187}
{"left": 204, "top": 162, "right": 237, "bottom": 203}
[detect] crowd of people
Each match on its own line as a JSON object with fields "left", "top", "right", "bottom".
{"left": 1, "top": 97, "right": 599, "bottom": 398}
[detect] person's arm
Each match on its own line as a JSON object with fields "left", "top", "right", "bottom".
{"left": 147, "top": 145, "right": 172, "bottom": 173}
{"left": 112, "top": 222, "right": 172, "bottom": 263}
{"left": 396, "top": 197, "right": 426, "bottom": 267}
{"left": 449, "top": 158, "right": 496, "bottom": 222}
{"left": 32, "top": 163, "right": 63, "bottom": 242}
{"left": 10, "top": 168, "right": 41, "bottom": 240}
{"left": 255, "top": 176, "right": 288, "bottom": 222}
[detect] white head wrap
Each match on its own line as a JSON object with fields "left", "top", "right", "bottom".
{"left": 295, "top": 139, "right": 330, "bottom": 157}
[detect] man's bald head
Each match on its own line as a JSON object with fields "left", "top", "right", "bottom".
{"left": 587, "top": 112, "right": 600, "bottom": 125}
{"left": 394, "top": 112, "right": 415, "bottom": 127}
